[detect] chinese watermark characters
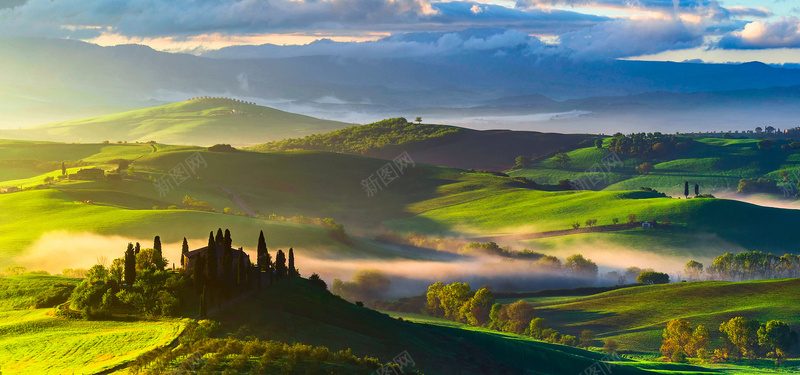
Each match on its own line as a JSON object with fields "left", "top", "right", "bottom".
{"left": 361, "top": 152, "right": 415, "bottom": 198}
{"left": 167, "top": 351, "right": 206, "bottom": 374}
{"left": 153, "top": 152, "right": 208, "bottom": 197}
{"left": 570, "top": 152, "right": 623, "bottom": 191}
{"left": 373, "top": 350, "right": 416, "bottom": 374}
{"left": 577, "top": 352, "right": 623, "bottom": 375}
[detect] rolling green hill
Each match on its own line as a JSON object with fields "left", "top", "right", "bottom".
{"left": 0, "top": 98, "right": 350, "bottom": 146}
{"left": 4, "top": 140, "right": 800, "bottom": 270}
{"left": 209, "top": 277, "right": 667, "bottom": 375}
{"left": 498, "top": 278, "right": 800, "bottom": 355}
{"left": 248, "top": 117, "right": 592, "bottom": 170}
{"left": 509, "top": 138, "right": 800, "bottom": 198}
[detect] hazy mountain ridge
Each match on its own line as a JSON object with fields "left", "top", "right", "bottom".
{"left": 5, "top": 36, "right": 800, "bottom": 130}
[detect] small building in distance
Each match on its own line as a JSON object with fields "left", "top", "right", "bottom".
{"left": 69, "top": 168, "right": 105, "bottom": 180}
{"left": 183, "top": 243, "right": 251, "bottom": 272}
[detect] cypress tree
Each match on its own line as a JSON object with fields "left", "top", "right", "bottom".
{"left": 224, "top": 229, "right": 232, "bottom": 249}
{"left": 694, "top": 183, "right": 700, "bottom": 196}
{"left": 205, "top": 232, "right": 217, "bottom": 287}
{"left": 215, "top": 228, "right": 223, "bottom": 244}
{"left": 257, "top": 230, "right": 268, "bottom": 288}
{"left": 266, "top": 252, "right": 273, "bottom": 287}
{"left": 124, "top": 242, "right": 136, "bottom": 287}
{"left": 275, "top": 250, "right": 287, "bottom": 279}
{"left": 237, "top": 248, "right": 245, "bottom": 292}
{"left": 193, "top": 253, "right": 205, "bottom": 294}
{"left": 288, "top": 248, "right": 296, "bottom": 277}
{"left": 153, "top": 235, "right": 164, "bottom": 271}
{"left": 684, "top": 181, "right": 689, "bottom": 199}
{"left": 221, "top": 230, "right": 233, "bottom": 299}
{"left": 134, "top": 242, "right": 141, "bottom": 255}
{"left": 181, "top": 237, "right": 189, "bottom": 269}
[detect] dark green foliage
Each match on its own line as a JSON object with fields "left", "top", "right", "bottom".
{"left": 30, "top": 283, "right": 77, "bottom": 308}
{"left": 208, "top": 144, "right": 237, "bottom": 152}
{"left": 737, "top": 177, "right": 778, "bottom": 194}
{"left": 595, "top": 139, "right": 603, "bottom": 149}
{"left": 708, "top": 251, "right": 800, "bottom": 280}
{"left": 252, "top": 117, "right": 463, "bottom": 155}
{"left": 308, "top": 273, "right": 327, "bottom": 290}
{"left": 607, "top": 132, "right": 692, "bottom": 158}
{"left": 274, "top": 250, "right": 287, "bottom": 279}
{"left": 684, "top": 181, "right": 689, "bottom": 198}
{"left": 237, "top": 248, "right": 245, "bottom": 291}
{"left": 694, "top": 183, "right": 699, "bottom": 196}
{"left": 153, "top": 235, "right": 164, "bottom": 271}
{"left": 205, "top": 232, "right": 217, "bottom": 287}
{"left": 181, "top": 237, "right": 189, "bottom": 269}
{"left": 514, "top": 155, "right": 530, "bottom": 169}
{"left": 215, "top": 228, "right": 223, "bottom": 244}
{"left": 194, "top": 253, "right": 205, "bottom": 295}
{"left": 288, "top": 248, "right": 296, "bottom": 277}
{"left": 695, "top": 194, "right": 715, "bottom": 198}
{"left": 124, "top": 242, "right": 136, "bottom": 287}
{"left": 636, "top": 271, "right": 670, "bottom": 285}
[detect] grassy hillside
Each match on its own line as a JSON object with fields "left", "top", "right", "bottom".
{"left": 249, "top": 117, "right": 592, "bottom": 170}
{"left": 509, "top": 138, "right": 800, "bottom": 198}
{"left": 0, "top": 275, "right": 184, "bottom": 375}
{"left": 210, "top": 277, "right": 665, "bottom": 375}
{"left": 4, "top": 140, "right": 800, "bottom": 269}
{"left": 501, "top": 278, "right": 800, "bottom": 353}
{"left": 0, "top": 98, "right": 350, "bottom": 146}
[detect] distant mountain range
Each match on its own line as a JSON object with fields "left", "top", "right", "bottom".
{"left": 3, "top": 35, "right": 800, "bottom": 133}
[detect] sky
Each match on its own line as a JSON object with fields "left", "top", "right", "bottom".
{"left": 0, "top": 0, "right": 799, "bottom": 63}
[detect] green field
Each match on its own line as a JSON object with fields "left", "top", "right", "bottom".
{"left": 509, "top": 138, "right": 800, "bottom": 197}
{"left": 0, "top": 275, "right": 184, "bottom": 375}
{"left": 3, "top": 139, "right": 800, "bottom": 270}
{"left": 498, "top": 278, "right": 800, "bottom": 354}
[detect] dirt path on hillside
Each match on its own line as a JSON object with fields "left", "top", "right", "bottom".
{"left": 207, "top": 183, "right": 256, "bottom": 217}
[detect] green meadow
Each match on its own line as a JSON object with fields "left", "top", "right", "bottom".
{"left": 509, "top": 138, "right": 800, "bottom": 197}
{"left": 0, "top": 275, "right": 184, "bottom": 375}
{"left": 499, "top": 278, "right": 800, "bottom": 353}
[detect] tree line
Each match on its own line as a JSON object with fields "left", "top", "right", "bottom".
{"left": 684, "top": 251, "right": 800, "bottom": 281}
{"left": 661, "top": 317, "right": 797, "bottom": 365}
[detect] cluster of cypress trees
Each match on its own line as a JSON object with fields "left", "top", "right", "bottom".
{"left": 123, "top": 235, "right": 166, "bottom": 286}
{"left": 193, "top": 229, "right": 299, "bottom": 318}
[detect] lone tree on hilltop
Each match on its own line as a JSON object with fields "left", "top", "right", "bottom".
{"left": 415, "top": 117, "right": 422, "bottom": 124}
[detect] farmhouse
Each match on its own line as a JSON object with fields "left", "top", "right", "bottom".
{"left": 69, "top": 167, "right": 105, "bottom": 180}
{"left": 183, "top": 243, "right": 251, "bottom": 272}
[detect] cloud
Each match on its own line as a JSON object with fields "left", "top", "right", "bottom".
{"left": 0, "top": 0, "right": 605, "bottom": 41}
{"left": 717, "top": 17, "right": 800, "bottom": 49}
{"left": 559, "top": 17, "right": 705, "bottom": 59}
{"left": 202, "top": 28, "right": 554, "bottom": 59}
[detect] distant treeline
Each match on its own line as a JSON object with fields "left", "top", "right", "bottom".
{"left": 607, "top": 132, "right": 693, "bottom": 158}
{"left": 684, "top": 251, "right": 800, "bottom": 281}
{"left": 250, "top": 117, "right": 463, "bottom": 155}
